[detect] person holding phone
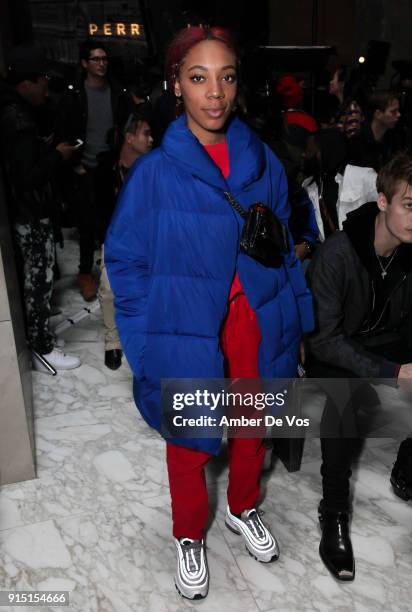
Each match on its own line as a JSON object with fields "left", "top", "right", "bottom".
{"left": 105, "top": 26, "right": 313, "bottom": 600}
{"left": 57, "top": 41, "right": 134, "bottom": 302}
{"left": 0, "top": 46, "right": 81, "bottom": 371}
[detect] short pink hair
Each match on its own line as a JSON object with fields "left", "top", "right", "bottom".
{"left": 165, "top": 26, "right": 239, "bottom": 94}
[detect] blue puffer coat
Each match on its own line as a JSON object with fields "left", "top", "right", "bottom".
{"left": 105, "top": 114, "right": 314, "bottom": 454}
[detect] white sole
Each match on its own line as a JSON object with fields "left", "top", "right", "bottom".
{"left": 33, "top": 361, "right": 81, "bottom": 372}
{"left": 175, "top": 580, "right": 208, "bottom": 600}
{"left": 225, "top": 514, "right": 279, "bottom": 563}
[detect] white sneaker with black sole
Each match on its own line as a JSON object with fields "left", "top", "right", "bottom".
{"left": 225, "top": 506, "right": 279, "bottom": 563}
{"left": 174, "top": 537, "right": 209, "bottom": 600}
{"left": 32, "top": 348, "right": 81, "bottom": 372}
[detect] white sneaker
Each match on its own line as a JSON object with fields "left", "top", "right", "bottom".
{"left": 33, "top": 348, "right": 81, "bottom": 372}
{"left": 225, "top": 506, "right": 279, "bottom": 563}
{"left": 174, "top": 537, "right": 209, "bottom": 600}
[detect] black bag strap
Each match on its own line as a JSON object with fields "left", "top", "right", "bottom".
{"left": 224, "top": 191, "right": 248, "bottom": 219}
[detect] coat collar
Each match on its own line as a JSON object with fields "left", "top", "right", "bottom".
{"left": 160, "top": 114, "right": 266, "bottom": 193}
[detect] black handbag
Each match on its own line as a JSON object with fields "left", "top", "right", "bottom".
{"left": 224, "top": 192, "right": 289, "bottom": 268}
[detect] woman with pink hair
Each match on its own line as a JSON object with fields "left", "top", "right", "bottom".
{"left": 105, "top": 25, "right": 313, "bottom": 599}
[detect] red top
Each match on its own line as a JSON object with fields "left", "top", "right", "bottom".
{"left": 204, "top": 141, "right": 242, "bottom": 300}
{"left": 204, "top": 141, "right": 230, "bottom": 179}
{"left": 204, "top": 140, "right": 261, "bottom": 378}
{"left": 203, "top": 140, "right": 243, "bottom": 301}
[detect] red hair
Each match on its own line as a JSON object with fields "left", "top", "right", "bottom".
{"left": 276, "top": 75, "right": 303, "bottom": 109}
{"left": 165, "top": 26, "right": 239, "bottom": 94}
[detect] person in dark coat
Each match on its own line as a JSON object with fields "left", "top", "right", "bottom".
{"left": 0, "top": 46, "right": 81, "bottom": 371}
{"left": 329, "top": 66, "right": 365, "bottom": 138}
{"left": 56, "top": 41, "right": 134, "bottom": 301}
{"left": 105, "top": 26, "right": 313, "bottom": 600}
{"left": 307, "top": 152, "right": 412, "bottom": 582}
{"left": 348, "top": 90, "right": 403, "bottom": 171}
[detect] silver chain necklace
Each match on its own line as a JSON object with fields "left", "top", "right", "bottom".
{"left": 375, "top": 247, "right": 399, "bottom": 279}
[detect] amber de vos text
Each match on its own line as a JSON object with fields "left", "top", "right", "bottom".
{"left": 172, "top": 414, "right": 310, "bottom": 427}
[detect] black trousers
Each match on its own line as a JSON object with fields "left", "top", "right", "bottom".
{"left": 309, "top": 341, "right": 412, "bottom": 511}
{"left": 76, "top": 156, "right": 116, "bottom": 274}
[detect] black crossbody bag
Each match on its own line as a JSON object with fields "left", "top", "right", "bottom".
{"left": 224, "top": 192, "right": 289, "bottom": 268}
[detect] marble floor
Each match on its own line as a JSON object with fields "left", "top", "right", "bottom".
{"left": 1, "top": 231, "right": 411, "bottom": 612}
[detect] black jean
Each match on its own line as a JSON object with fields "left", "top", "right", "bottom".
{"left": 76, "top": 156, "right": 116, "bottom": 274}
{"left": 309, "top": 341, "right": 412, "bottom": 512}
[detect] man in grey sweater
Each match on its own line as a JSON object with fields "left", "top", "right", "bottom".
{"left": 307, "top": 152, "right": 412, "bottom": 581}
{"left": 58, "top": 41, "right": 133, "bottom": 301}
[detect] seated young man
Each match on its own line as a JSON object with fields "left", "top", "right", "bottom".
{"left": 307, "top": 152, "right": 412, "bottom": 581}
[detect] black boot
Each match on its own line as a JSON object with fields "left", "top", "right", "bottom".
{"left": 390, "top": 461, "right": 412, "bottom": 501}
{"left": 318, "top": 504, "right": 355, "bottom": 581}
{"left": 105, "top": 349, "right": 122, "bottom": 370}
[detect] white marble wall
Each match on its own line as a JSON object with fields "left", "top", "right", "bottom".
{"left": 0, "top": 178, "right": 35, "bottom": 485}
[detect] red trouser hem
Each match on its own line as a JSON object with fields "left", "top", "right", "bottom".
{"left": 167, "top": 276, "right": 264, "bottom": 539}
{"left": 167, "top": 437, "right": 266, "bottom": 539}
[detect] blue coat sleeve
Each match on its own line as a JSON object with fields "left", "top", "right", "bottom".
{"left": 104, "top": 164, "right": 151, "bottom": 379}
{"left": 267, "top": 150, "right": 315, "bottom": 334}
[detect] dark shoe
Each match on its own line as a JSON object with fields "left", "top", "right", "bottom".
{"left": 105, "top": 349, "right": 122, "bottom": 370}
{"left": 391, "top": 462, "right": 412, "bottom": 501}
{"left": 319, "top": 505, "right": 355, "bottom": 581}
{"left": 78, "top": 273, "right": 97, "bottom": 302}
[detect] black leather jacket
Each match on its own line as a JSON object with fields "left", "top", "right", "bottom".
{"left": 0, "top": 81, "right": 62, "bottom": 224}
{"left": 55, "top": 77, "right": 134, "bottom": 157}
{"left": 307, "top": 202, "right": 412, "bottom": 377}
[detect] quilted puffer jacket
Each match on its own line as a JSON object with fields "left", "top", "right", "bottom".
{"left": 105, "top": 114, "right": 314, "bottom": 454}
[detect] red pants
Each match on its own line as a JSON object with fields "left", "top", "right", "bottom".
{"left": 167, "top": 276, "right": 265, "bottom": 539}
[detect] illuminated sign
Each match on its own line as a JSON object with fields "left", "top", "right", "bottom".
{"left": 89, "top": 23, "right": 142, "bottom": 37}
